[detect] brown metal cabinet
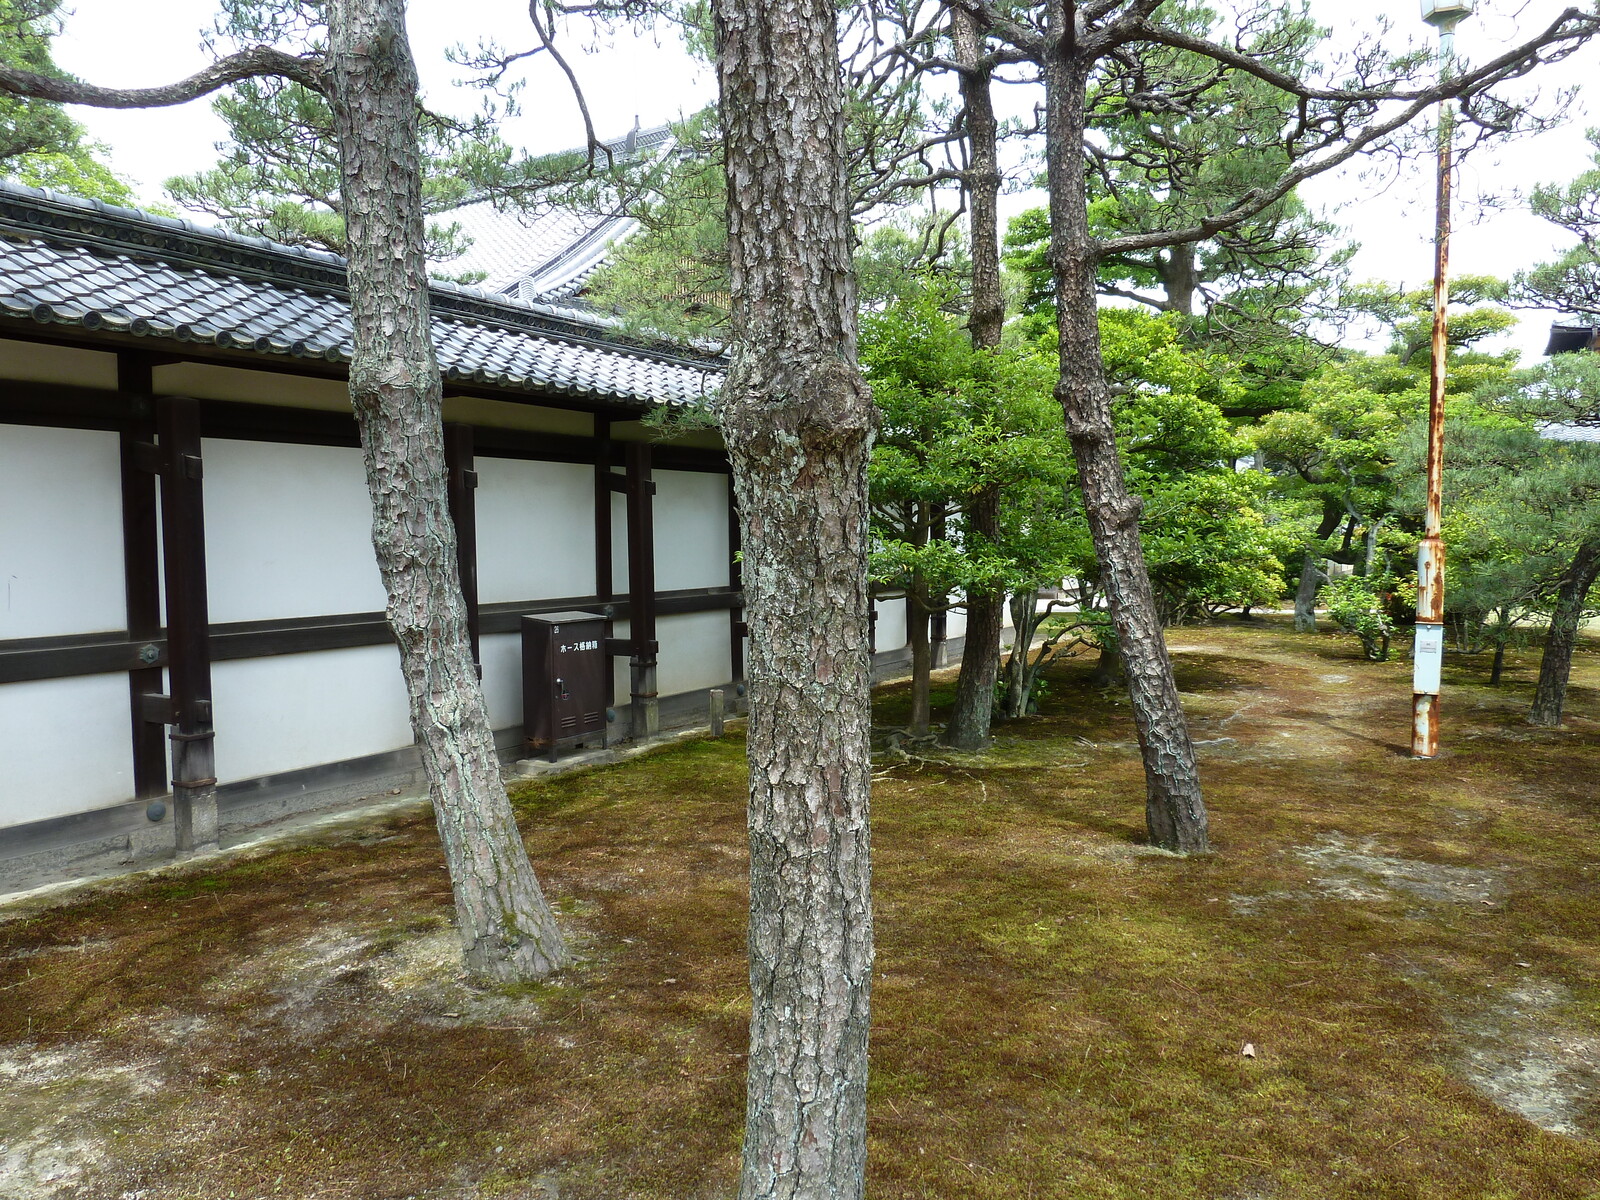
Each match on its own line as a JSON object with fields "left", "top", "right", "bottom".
{"left": 521, "top": 612, "right": 610, "bottom": 760}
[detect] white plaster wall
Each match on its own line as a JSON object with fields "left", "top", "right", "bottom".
{"left": 610, "top": 616, "right": 631, "bottom": 705}
{"left": 610, "top": 488, "right": 628, "bottom": 594}
{"left": 0, "top": 674, "right": 134, "bottom": 827}
{"left": 479, "top": 631, "right": 522, "bottom": 730}
{"left": 656, "top": 611, "right": 733, "bottom": 697}
{"left": 654, "top": 470, "right": 731, "bottom": 591}
{"left": 202, "top": 438, "right": 386, "bottom": 624}
{"left": 874, "top": 597, "right": 908, "bottom": 652}
{"left": 0, "top": 339, "right": 116, "bottom": 389}
{"left": 946, "top": 608, "right": 968, "bottom": 640}
{"left": 211, "top": 645, "right": 413, "bottom": 784}
{"left": 475, "top": 457, "right": 596, "bottom": 604}
{"left": 0, "top": 425, "right": 126, "bottom": 639}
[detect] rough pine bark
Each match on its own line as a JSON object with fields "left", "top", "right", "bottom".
{"left": 713, "top": 0, "right": 876, "bottom": 1193}
{"left": 1044, "top": 43, "right": 1209, "bottom": 853}
{"left": 1529, "top": 539, "right": 1600, "bottom": 727}
{"left": 325, "top": 0, "right": 567, "bottom": 980}
{"left": 943, "top": 6, "right": 1006, "bottom": 752}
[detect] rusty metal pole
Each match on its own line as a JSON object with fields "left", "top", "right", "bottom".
{"left": 1413, "top": 8, "right": 1466, "bottom": 758}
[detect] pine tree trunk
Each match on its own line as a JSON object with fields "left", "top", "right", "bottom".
{"left": 1294, "top": 555, "right": 1321, "bottom": 633}
{"left": 1044, "top": 47, "right": 1209, "bottom": 854}
{"left": 1491, "top": 640, "right": 1506, "bottom": 686}
{"left": 944, "top": 493, "right": 1003, "bottom": 749}
{"left": 908, "top": 564, "right": 932, "bottom": 739}
{"left": 324, "top": 0, "right": 566, "bottom": 981}
{"left": 713, "top": 0, "right": 876, "bottom": 1193}
{"left": 943, "top": 9, "right": 1006, "bottom": 752}
{"left": 1529, "top": 540, "right": 1600, "bottom": 727}
{"left": 1090, "top": 639, "right": 1125, "bottom": 689}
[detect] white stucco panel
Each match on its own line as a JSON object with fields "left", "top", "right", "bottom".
{"left": 0, "top": 425, "right": 126, "bottom": 639}
{"left": 211, "top": 645, "right": 413, "bottom": 785}
{"left": 479, "top": 632, "right": 522, "bottom": 730}
{"left": 656, "top": 611, "right": 733, "bottom": 697}
{"left": 475, "top": 457, "right": 596, "bottom": 604}
{"left": 653, "top": 470, "right": 731, "bottom": 591}
{"left": 874, "top": 597, "right": 908, "bottom": 652}
{"left": 202, "top": 438, "right": 387, "bottom": 625}
{"left": 0, "top": 674, "right": 134, "bottom": 828}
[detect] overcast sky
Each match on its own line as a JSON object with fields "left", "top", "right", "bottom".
{"left": 47, "top": 0, "right": 1600, "bottom": 362}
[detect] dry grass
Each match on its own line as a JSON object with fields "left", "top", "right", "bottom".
{"left": 2, "top": 617, "right": 1599, "bottom": 1199}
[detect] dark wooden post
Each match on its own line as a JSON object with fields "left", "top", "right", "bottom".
{"left": 624, "top": 441, "right": 659, "bottom": 739}
{"left": 595, "top": 419, "right": 617, "bottom": 715}
{"left": 117, "top": 354, "right": 168, "bottom": 803}
{"left": 157, "top": 395, "right": 219, "bottom": 853}
{"left": 443, "top": 423, "right": 480, "bottom": 672}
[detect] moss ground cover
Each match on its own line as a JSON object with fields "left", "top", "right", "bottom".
{"left": 2, "top": 617, "right": 1598, "bottom": 1198}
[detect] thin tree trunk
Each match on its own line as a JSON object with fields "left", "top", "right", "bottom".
{"left": 1530, "top": 540, "right": 1600, "bottom": 727}
{"left": 943, "top": 7, "right": 1006, "bottom": 752}
{"left": 1296, "top": 508, "right": 1342, "bottom": 633}
{"left": 1090, "top": 639, "right": 1125, "bottom": 689}
{"left": 323, "top": 0, "right": 567, "bottom": 982}
{"left": 908, "top": 525, "right": 932, "bottom": 738}
{"left": 1491, "top": 640, "right": 1506, "bottom": 686}
{"left": 999, "top": 589, "right": 1038, "bottom": 719}
{"left": 713, "top": 0, "right": 875, "bottom": 1192}
{"left": 1294, "top": 556, "right": 1322, "bottom": 633}
{"left": 1044, "top": 44, "right": 1209, "bottom": 853}
{"left": 944, "top": 493, "right": 1004, "bottom": 748}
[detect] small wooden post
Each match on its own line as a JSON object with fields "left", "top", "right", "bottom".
{"left": 709, "top": 688, "right": 725, "bottom": 737}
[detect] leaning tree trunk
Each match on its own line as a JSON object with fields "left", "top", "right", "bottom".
{"left": 325, "top": 0, "right": 566, "bottom": 981}
{"left": 1044, "top": 47, "right": 1209, "bottom": 853}
{"left": 713, "top": 0, "right": 876, "bottom": 1194}
{"left": 943, "top": 6, "right": 1006, "bottom": 751}
{"left": 1529, "top": 539, "right": 1600, "bottom": 727}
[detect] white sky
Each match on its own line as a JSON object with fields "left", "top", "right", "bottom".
{"left": 47, "top": 0, "right": 1600, "bottom": 362}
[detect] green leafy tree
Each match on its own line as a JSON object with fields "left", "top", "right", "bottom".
{"left": 1259, "top": 279, "right": 1519, "bottom": 632}
{"left": 861, "top": 279, "right": 1059, "bottom": 737}
{"left": 0, "top": 0, "right": 130, "bottom": 202}
{"left": 1425, "top": 357, "right": 1600, "bottom": 724}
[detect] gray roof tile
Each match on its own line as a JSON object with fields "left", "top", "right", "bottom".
{"left": 0, "top": 178, "right": 722, "bottom": 410}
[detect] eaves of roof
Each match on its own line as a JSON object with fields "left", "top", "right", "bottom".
{"left": 0, "top": 180, "right": 724, "bottom": 410}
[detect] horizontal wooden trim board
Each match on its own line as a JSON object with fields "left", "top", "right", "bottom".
{"left": 0, "top": 379, "right": 733, "bottom": 474}
{"left": 0, "top": 588, "right": 745, "bottom": 684}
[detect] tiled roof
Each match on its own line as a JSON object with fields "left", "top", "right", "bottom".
{"left": 435, "top": 123, "right": 673, "bottom": 303}
{"left": 1538, "top": 422, "right": 1600, "bottom": 443}
{"left": 0, "top": 178, "right": 722, "bottom": 410}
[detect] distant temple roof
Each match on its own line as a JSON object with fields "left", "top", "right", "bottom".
{"left": 1545, "top": 323, "right": 1600, "bottom": 356}
{"left": 435, "top": 122, "right": 676, "bottom": 303}
{"left": 0, "top": 171, "right": 720, "bottom": 410}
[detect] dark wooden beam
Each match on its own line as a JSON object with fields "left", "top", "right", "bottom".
{"left": 156, "top": 394, "right": 219, "bottom": 852}
{"left": 624, "top": 441, "right": 659, "bottom": 739}
{"left": 118, "top": 353, "right": 168, "bottom": 799}
{"left": 443, "top": 423, "right": 481, "bottom": 669}
{"left": 0, "top": 587, "right": 744, "bottom": 682}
